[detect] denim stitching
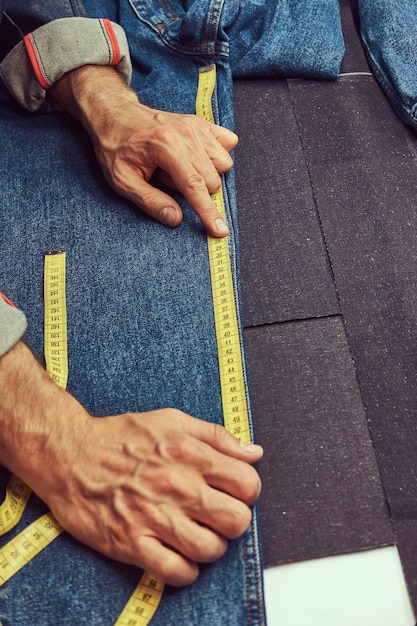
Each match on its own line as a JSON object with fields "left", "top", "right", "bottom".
{"left": 97, "top": 19, "right": 113, "bottom": 64}
{"left": 129, "top": 0, "right": 229, "bottom": 58}
{"left": 29, "top": 35, "right": 53, "bottom": 87}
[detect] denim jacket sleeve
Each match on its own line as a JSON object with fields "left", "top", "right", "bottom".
{"left": 0, "top": 294, "right": 27, "bottom": 358}
{"left": 0, "top": 0, "right": 132, "bottom": 112}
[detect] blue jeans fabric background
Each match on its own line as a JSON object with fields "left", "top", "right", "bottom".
{"left": 1, "top": 1, "right": 416, "bottom": 624}
{"left": 0, "top": 91, "right": 264, "bottom": 624}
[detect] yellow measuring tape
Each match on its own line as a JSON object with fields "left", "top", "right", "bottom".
{"left": 0, "top": 475, "right": 31, "bottom": 536}
{"left": 0, "top": 251, "right": 163, "bottom": 624}
{"left": 44, "top": 250, "right": 68, "bottom": 390}
{"left": 0, "top": 64, "right": 250, "bottom": 623}
{"left": 198, "top": 65, "right": 251, "bottom": 444}
{"left": 0, "top": 514, "right": 64, "bottom": 585}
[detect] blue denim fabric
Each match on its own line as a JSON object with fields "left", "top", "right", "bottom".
{"left": 1, "top": 0, "right": 415, "bottom": 624}
{"left": 359, "top": 0, "right": 417, "bottom": 129}
{"left": 0, "top": 91, "right": 264, "bottom": 625}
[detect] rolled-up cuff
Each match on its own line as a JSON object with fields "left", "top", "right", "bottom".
{"left": 0, "top": 17, "right": 132, "bottom": 112}
{"left": 0, "top": 294, "right": 27, "bottom": 357}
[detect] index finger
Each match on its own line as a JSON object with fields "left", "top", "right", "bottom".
{"left": 166, "top": 164, "right": 230, "bottom": 237}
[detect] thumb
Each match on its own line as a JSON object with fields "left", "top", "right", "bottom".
{"left": 131, "top": 180, "right": 184, "bottom": 228}
{"left": 110, "top": 173, "right": 184, "bottom": 228}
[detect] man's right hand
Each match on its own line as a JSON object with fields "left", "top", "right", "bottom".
{"left": 0, "top": 342, "right": 263, "bottom": 586}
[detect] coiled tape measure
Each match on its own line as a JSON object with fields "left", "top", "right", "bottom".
{"left": 0, "top": 64, "right": 251, "bottom": 623}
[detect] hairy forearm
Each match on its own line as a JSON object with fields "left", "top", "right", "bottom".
{"left": 0, "top": 341, "right": 87, "bottom": 491}
{"left": 50, "top": 64, "right": 139, "bottom": 140}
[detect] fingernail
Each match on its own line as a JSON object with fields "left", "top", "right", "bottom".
{"left": 214, "top": 217, "right": 229, "bottom": 235}
{"left": 161, "top": 206, "right": 178, "bottom": 227}
{"left": 240, "top": 442, "right": 263, "bottom": 454}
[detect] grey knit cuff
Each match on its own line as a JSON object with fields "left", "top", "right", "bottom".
{"left": 0, "top": 17, "right": 132, "bottom": 112}
{"left": 0, "top": 296, "right": 27, "bottom": 357}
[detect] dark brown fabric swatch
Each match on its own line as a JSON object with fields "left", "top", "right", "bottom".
{"left": 244, "top": 318, "right": 393, "bottom": 567}
{"left": 234, "top": 78, "right": 340, "bottom": 327}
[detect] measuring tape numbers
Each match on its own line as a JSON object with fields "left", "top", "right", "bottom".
{"left": 115, "top": 572, "right": 165, "bottom": 626}
{"left": 197, "top": 64, "right": 252, "bottom": 445}
{"left": 0, "top": 514, "right": 63, "bottom": 586}
{"left": 44, "top": 249, "right": 68, "bottom": 390}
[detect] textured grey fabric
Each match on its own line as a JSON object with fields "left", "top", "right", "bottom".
{"left": 285, "top": 23, "right": 417, "bottom": 611}
{"left": 233, "top": 79, "right": 340, "bottom": 327}
{"left": 243, "top": 318, "right": 393, "bottom": 567}
{"left": 0, "top": 297, "right": 27, "bottom": 356}
{"left": 288, "top": 75, "right": 417, "bottom": 518}
{"left": 233, "top": 15, "right": 396, "bottom": 572}
{"left": 234, "top": 0, "right": 402, "bottom": 587}
{"left": 0, "top": 18, "right": 131, "bottom": 111}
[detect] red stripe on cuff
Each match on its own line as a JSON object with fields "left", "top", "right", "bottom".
{"left": 0, "top": 292, "right": 17, "bottom": 308}
{"left": 24, "top": 34, "right": 51, "bottom": 90}
{"left": 102, "top": 18, "right": 121, "bottom": 66}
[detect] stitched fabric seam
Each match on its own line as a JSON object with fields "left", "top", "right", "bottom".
{"left": 128, "top": 0, "right": 229, "bottom": 57}
{"left": 29, "top": 36, "right": 52, "bottom": 87}
{"left": 98, "top": 19, "right": 113, "bottom": 64}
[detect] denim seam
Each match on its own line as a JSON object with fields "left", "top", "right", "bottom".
{"left": 252, "top": 506, "right": 265, "bottom": 624}
{"left": 242, "top": 534, "right": 252, "bottom": 625}
{"left": 128, "top": 0, "right": 229, "bottom": 58}
{"left": 372, "top": 61, "right": 417, "bottom": 127}
{"left": 68, "top": 0, "right": 89, "bottom": 17}
{"left": 207, "top": 0, "right": 224, "bottom": 49}
{"left": 212, "top": 72, "right": 266, "bottom": 623}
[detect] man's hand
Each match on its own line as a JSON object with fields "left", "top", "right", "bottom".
{"left": 50, "top": 65, "right": 238, "bottom": 237}
{"left": 42, "top": 410, "right": 262, "bottom": 587}
{"left": 0, "top": 342, "right": 263, "bottom": 586}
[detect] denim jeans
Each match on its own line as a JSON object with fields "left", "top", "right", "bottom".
{"left": 0, "top": 1, "right": 415, "bottom": 624}
{"left": 359, "top": 0, "right": 417, "bottom": 129}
